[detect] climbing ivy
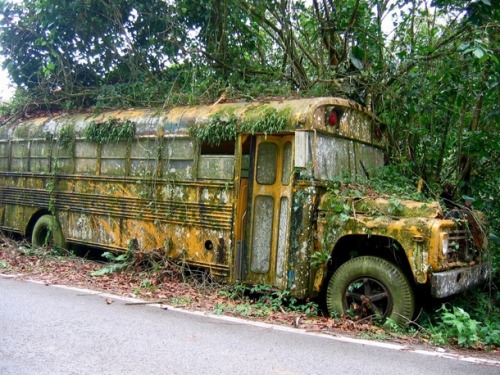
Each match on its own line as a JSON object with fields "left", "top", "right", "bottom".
{"left": 84, "top": 118, "right": 136, "bottom": 144}
{"left": 189, "top": 114, "right": 238, "bottom": 146}
{"left": 241, "top": 108, "right": 291, "bottom": 135}
{"left": 190, "top": 108, "right": 292, "bottom": 146}
{"left": 57, "top": 125, "right": 75, "bottom": 149}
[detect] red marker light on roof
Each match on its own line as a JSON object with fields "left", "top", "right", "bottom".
{"left": 328, "top": 110, "right": 338, "bottom": 126}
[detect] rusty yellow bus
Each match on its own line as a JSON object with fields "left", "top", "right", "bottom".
{"left": 0, "top": 97, "right": 490, "bottom": 324}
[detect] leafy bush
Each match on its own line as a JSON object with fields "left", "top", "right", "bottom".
{"left": 90, "top": 251, "right": 133, "bottom": 276}
{"left": 422, "top": 290, "right": 500, "bottom": 349}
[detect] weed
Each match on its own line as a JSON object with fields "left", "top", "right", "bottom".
{"left": 57, "top": 126, "right": 75, "bottom": 149}
{"left": 310, "top": 250, "right": 330, "bottom": 268}
{"left": 219, "top": 282, "right": 247, "bottom": 300}
{"left": 90, "top": 251, "right": 133, "bottom": 276}
{"left": 170, "top": 296, "right": 192, "bottom": 307}
{"left": 140, "top": 278, "right": 157, "bottom": 291}
{"left": 217, "top": 283, "right": 319, "bottom": 318}
{"left": 424, "top": 303, "right": 500, "bottom": 348}
{"left": 213, "top": 302, "right": 230, "bottom": 315}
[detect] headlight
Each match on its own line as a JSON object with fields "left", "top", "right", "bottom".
{"left": 441, "top": 233, "right": 449, "bottom": 255}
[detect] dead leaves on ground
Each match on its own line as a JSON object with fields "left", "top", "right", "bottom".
{"left": 0, "top": 240, "right": 412, "bottom": 344}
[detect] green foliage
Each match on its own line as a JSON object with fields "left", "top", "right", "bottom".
{"left": 240, "top": 109, "right": 291, "bottom": 135}
{"left": 84, "top": 118, "right": 135, "bottom": 144}
{"left": 170, "top": 296, "right": 192, "bottom": 307}
{"left": 310, "top": 250, "right": 331, "bottom": 268}
{"left": 216, "top": 283, "right": 319, "bottom": 317}
{"left": 368, "top": 165, "right": 430, "bottom": 201}
{"left": 57, "top": 126, "right": 74, "bottom": 149}
{"left": 189, "top": 108, "right": 291, "bottom": 146}
{"left": 421, "top": 287, "right": 500, "bottom": 349}
{"left": 189, "top": 114, "right": 237, "bottom": 146}
{"left": 437, "top": 304, "right": 481, "bottom": 347}
{"left": 90, "top": 250, "right": 133, "bottom": 276}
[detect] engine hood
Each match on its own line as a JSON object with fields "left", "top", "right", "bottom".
{"left": 318, "top": 193, "right": 442, "bottom": 218}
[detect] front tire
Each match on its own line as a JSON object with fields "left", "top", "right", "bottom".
{"left": 31, "top": 214, "right": 66, "bottom": 250}
{"left": 326, "top": 256, "right": 415, "bottom": 326}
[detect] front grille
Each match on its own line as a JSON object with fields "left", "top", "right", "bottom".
{"left": 447, "top": 225, "right": 474, "bottom": 262}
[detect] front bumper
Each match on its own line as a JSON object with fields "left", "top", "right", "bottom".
{"left": 430, "top": 262, "right": 491, "bottom": 298}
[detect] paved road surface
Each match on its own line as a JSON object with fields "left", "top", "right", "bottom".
{"left": 0, "top": 277, "right": 498, "bottom": 374}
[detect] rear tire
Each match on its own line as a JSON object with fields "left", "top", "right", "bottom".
{"left": 326, "top": 256, "right": 415, "bottom": 326}
{"left": 31, "top": 214, "right": 66, "bottom": 250}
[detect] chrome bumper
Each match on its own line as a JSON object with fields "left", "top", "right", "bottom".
{"left": 431, "top": 262, "right": 491, "bottom": 298}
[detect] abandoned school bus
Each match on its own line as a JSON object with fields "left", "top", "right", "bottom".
{"left": 0, "top": 97, "right": 490, "bottom": 324}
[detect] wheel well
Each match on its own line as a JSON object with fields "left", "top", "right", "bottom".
{"left": 323, "top": 234, "right": 415, "bottom": 291}
{"left": 25, "top": 210, "right": 51, "bottom": 241}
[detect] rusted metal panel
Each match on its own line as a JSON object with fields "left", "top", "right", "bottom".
{"left": 289, "top": 184, "right": 321, "bottom": 295}
{"left": 431, "top": 263, "right": 491, "bottom": 298}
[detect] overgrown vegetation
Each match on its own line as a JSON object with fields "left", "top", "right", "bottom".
{"left": 189, "top": 114, "right": 238, "bottom": 146}
{"left": 189, "top": 108, "right": 291, "bottom": 145}
{"left": 84, "top": 118, "right": 135, "bottom": 143}
{"left": 240, "top": 108, "right": 291, "bottom": 135}
{"left": 420, "top": 290, "right": 500, "bottom": 349}
{"left": 215, "top": 283, "right": 319, "bottom": 317}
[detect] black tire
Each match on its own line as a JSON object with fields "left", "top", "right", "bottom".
{"left": 326, "top": 256, "right": 415, "bottom": 326}
{"left": 31, "top": 214, "right": 66, "bottom": 250}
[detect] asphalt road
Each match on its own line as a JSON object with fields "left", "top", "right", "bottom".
{"left": 0, "top": 276, "right": 498, "bottom": 375}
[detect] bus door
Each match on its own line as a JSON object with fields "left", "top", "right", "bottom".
{"left": 243, "top": 135, "right": 293, "bottom": 288}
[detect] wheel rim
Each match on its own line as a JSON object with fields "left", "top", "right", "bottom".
{"left": 35, "top": 226, "right": 51, "bottom": 248}
{"left": 342, "top": 277, "right": 392, "bottom": 320}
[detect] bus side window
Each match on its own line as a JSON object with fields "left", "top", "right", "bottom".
{"left": 162, "top": 138, "right": 195, "bottom": 179}
{"left": 0, "top": 141, "right": 10, "bottom": 171}
{"left": 130, "top": 137, "right": 159, "bottom": 177}
{"left": 53, "top": 137, "right": 74, "bottom": 173}
{"left": 74, "top": 140, "right": 98, "bottom": 175}
{"left": 101, "top": 141, "right": 128, "bottom": 176}
{"left": 11, "top": 141, "right": 29, "bottom": 172}
{"left": 198, "top": 155, "right": 234, "bottom": 180}
{"left": 198, "top": 140, "right": 235, "bottom": 180}
{"left": 29, "top": 140, "right": 51, "bottom": 173}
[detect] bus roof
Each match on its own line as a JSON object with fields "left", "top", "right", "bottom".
{"left": 0, "top": 97, "right": 384, "bottom": 146}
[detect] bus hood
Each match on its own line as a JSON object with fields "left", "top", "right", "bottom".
{"left": 318, "top": 193, "right": 443, "bottom": 218}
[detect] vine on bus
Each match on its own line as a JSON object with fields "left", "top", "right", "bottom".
{"left": 190, "top": 108, "right": 292, "bottom": 146}
{"left": 85, "top": 118, "right": 136, "bottom": 143}
{"left": 57, "top": 125, "right": 75, "bottom": 150}
{"left": 240, "top": 108, "right": 291, "bottom": 135}
{"left": 189, "top": 114, "right": 238, "bottom": 146}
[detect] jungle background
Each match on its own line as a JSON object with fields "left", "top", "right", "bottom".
{"left": 0, "top": 0, "right": 498, "bottom": 348}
